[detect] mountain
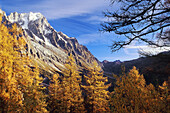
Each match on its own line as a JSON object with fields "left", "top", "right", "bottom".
{"left": 0, "top": 9, "right": 99, "bottom": 74}
{"left": 102, "top": 51, "right": 170, "bottom": 86}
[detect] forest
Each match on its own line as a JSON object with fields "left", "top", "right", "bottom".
{"left": 0, "top": 13, "right": 169, "bottom": 113}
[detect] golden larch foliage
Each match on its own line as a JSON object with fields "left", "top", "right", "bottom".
{"left": 110, "top": 66, "right": 169, "bottom": 113}
{"left": 0, "top": 15, "right": 48, "bottom": 113}
{"left": 48, "top": 54, "right": 85, "bottom": 113}
{"left": 82, "top": 62, "right": 110, "bottom": 113}
{"left": 48, "top": 73, "right": 63, "bottom": 112}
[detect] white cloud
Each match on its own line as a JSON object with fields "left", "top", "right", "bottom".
{"left": 98, "top": 55, "right": 140, "bottom": 62}
{"left": 125, "top": 45, "right": 148, "bottom": 49}
{"left": 87, "top": 16, "right": 107, "bottom": 22}
{"left": 86, "top": 16, "right": 109, "bottom": 24}
{"left": 123, "top": 48, "right": 139, "bottom": 56}
{"left": 139, "top": 46, "right": 170, "bottom": 55}
{"left": 77, "top": 32, "right": 113, "bottom": 45}
{"left": 84, "top": 15, "right": 117, "bottom": 25}
{"left": 4, "top": 0, "right": 110, "bottom": 20}
{"left": 124, "top": 44, "right": 170, "bottom": 56}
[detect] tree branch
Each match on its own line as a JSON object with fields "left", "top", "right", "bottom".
{"left": 101, "top": 0, "right": 170, "bottom": 51}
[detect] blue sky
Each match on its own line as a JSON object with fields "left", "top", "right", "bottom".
{"left": 0, "top": 0, "right": 143, "bottom": 61}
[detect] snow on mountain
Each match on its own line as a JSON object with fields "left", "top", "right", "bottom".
{"left": 7, "top": 11, "right": 67, "bottom": 48}
{"left": 8, "top": 12, "right": 43, "bottom": 29}
{"left": 6, "top": 11, "right": 99, "bottom": 73}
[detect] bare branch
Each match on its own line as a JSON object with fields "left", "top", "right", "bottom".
{"left": 101, "top": 0, "right": 170, "bottom": 52}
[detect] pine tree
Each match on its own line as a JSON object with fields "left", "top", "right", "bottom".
{"left": 48, "top": 54, "right": 85, "bottom": 113}
{"left": 0, "top": 15, "right": 48, "bottom": 113}
{"left": 82, "top": 62, "right": 110, "bottom": 113}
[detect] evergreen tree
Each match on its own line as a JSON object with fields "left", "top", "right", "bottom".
{"left": 82, "top": 62, "right": 110, "bottom": 113}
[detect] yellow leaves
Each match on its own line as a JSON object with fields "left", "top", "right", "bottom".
{"left": 2, "top": 90, "right": 10, "bottom": 100}
{"left": 48, "top": 54, "right": 85, "bottom": 113}
{"left": 0, "top": 14, "right": 2, "bottom": 23}
{"left": 159, "top": 81, "right": 168, "bottom": 90}
{"left": 18, "top": 100, "right": 23, "bottom": 106}
{"left": 52, "top": 74, "right": 59, "bottom": 81}
{"left": 128, "top": 66, "right": 140, "bottom": 80}
{"left": 0, "top": 17, "right": 48, "bottom": 112}
{"left": 111, "top": 66, "right": 169, "bottom": 113}
{"left": 82, "top": 61, "right": 110, "bottom": 112}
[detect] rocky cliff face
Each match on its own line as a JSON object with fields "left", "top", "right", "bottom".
{"left": 1, "top": 9, "right": 99, "bottom": 74}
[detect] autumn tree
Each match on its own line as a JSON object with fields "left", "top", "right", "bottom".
{"left": 48, "top": 54, "right": 85, "bottom": 113}
{"left": 110, "top": 66, "right": 169, "bottom": 113}
{"left": 158, "top": 80, "right": 170, "bottom": 112}
{"left": 48, "top": 74, "right": 62, "bottom": 112}
{"left": 101, "top": 0, "right": 170, "bottom": 52}
{"left": 82, "top": 62, "right": 110, "bottom": 113}
{"left": 0, "top": 15, "right": 48, "bottom": 113}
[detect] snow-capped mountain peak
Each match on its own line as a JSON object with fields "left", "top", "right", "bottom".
{"left": 28, "top": 12, "right": 43, "bottom": 21}
{"left": 8, "top": 12, "right": 46, "bottom": 29}
{"left": 7, "top": 12, "right": 56, "bottom": 45}
{"left": 5, "top": 11, "right": 99, "bottom": 73}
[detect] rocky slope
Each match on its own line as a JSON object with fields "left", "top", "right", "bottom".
{"left": 0, "top": 9, "right": 99, "bottom": 74}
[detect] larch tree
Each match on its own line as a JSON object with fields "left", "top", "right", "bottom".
{"left": 0, "top": 15, "right": 48, "bottom": 113}
{"left": 110, "top": 66, "right": 169, "bottom": 113}
{"left": 48, "top": 74, "right": 63, "bottom": 112}
{"left": 82, "top": 62, "right": 110, "bottom": 113}
{"left": 48, "top": 54, "right": 85, "bottom": 113}
{"left": 157, "top": 80, "right": 170, "bottom": 112}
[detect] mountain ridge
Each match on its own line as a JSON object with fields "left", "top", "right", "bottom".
{"left": 102, "top": 51, "right": 170, "bottom": 86}
{"left": 0, "top": 9, "right": 99, "bottom": 74}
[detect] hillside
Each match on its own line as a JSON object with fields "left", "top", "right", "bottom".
{"left": 102, "top": 51, "right": 170, "bottom": 86}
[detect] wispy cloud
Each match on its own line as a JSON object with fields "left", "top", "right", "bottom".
{"left": 139, "top": 47, "right": 170, "bottom": 55}
{"left": 98, "top": 56, "right": 140, "bottom": 62}
{"left": 125, "top": 45, "right": 148, "bottom": 49}
{"left": 2, "top": 0, "right": 110, "bottom": 20}
{"left": 77, "top": 32, "right": 113, "bottom": 45}
{"left": 86, "top": 16, "right": 118, "bottom": 25}
{"left": 124, "top": 44, "right": 170, "bottom": 56}
{"left": 85, "top": 15, "right": 109, "bottom": 24}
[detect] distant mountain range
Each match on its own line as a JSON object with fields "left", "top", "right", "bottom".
{"left": 0, "top": 9, "right": 99, "bottom": 74}
{"left": 102, "top": 51, "right": 170, "bottom": 86}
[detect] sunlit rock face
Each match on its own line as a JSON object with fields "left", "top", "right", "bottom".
{"left": 5, "top": 11, "right": 99, "bottom": 73}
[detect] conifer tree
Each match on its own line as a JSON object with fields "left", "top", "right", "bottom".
{"left": 157, "top": 81, "right": 170, "bottom": 113}
{"left": 48, "top": 54, "right": 85, "bottom": 113}
{"left": 48, "top": 74, "right": 63, "bottom": 112}
{"left": 82, "top": 62, "right": 110, "bottom": 113}
{"left": 110, "top": 66, "right": 169, "bottom": 113}
{"left": 0, "top": 15, "right": 48, "bottom": 113}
